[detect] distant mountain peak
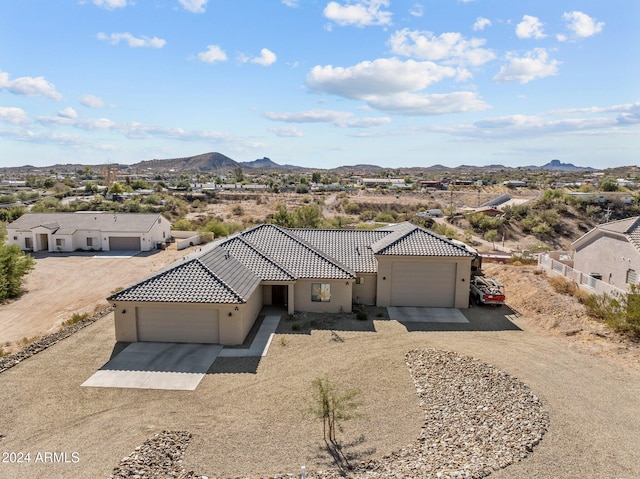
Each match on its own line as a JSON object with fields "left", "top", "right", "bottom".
{"left": 540, "top": 159, "right": 594, "bottom": 171}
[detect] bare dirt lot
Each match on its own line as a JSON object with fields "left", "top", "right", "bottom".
{"left": 0, "top": 245, "right": 194, "bottom": 352}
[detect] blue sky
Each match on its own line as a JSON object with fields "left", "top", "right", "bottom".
{"left": 1, "top": 0, "right": 638, "bottom": 169}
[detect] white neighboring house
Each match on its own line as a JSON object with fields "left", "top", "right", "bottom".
{"left": 572, "top": 216, "right": 640, "bottom": 291}
{"left": 6, "top": 212, "right": 171, "bottom": 253}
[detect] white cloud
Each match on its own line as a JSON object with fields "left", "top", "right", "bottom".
{"left": 270, "top": 126, "right": 304, "bottom": 137}
{"left": 364, "top": 91, "right": 489, "bottom": 115}
{"left": 92, "top": 0, "right": 131, "bottom": 10}
{"left": 323, "top": 0, "right": 392, "bottom": 27}
{"left": 409, "top": 3, "right": 423, "bottom": 18}
{"left": 265, "top": 109, "right": 391, "bottom": 127}
{"left": 58, "top": 107, "right": 78, "bottom": 119}
{"left": 0, "top": 71, "right": 63, "bottom": 100}
{"left": 179, "top": 0, "right": 208, "bottom": 14}
{"left": 389, "top": 29, "right": 495, "bottom": 66}
{"left": 493, "top": 48, "right": 560, "bottom": 84}
{"left": 250, "top": 48, "right": 277, "bottom": 66}
{"left": 307, "top": 58, "right": 458, "bottom": 98}
{"left": 265, "top": 110, "right": 354, "bottom": 123}
{"left": 0, "top": 107, "right": 28, "bottom": 125}
{"left": 473, "top": 17, "right": 491, "bottom": 31}
{"left": 281, "top": 0, "right": 299, "bottom": 7}
{"left": 97, "top": 32, "right": 166, "bottom": 48}
{"left": 196, "top": 45, "right": 228, "bottom": 63}
{"left": 81, "top": 94, "right": 106, "bottom": 108}
{"left": 516, "top": 15, "right": 546, "bottom": 39}
{"left": 562, "top": 11, "right": 604, "bottom": 38}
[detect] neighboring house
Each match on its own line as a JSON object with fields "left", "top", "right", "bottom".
{"left": 109, "top": 222, "right": 475, "bottom": 346}
{"left": 572, "top": 216, "right": 640, "bottom": 291}
{"left": 6, "top": 212, "right": 171, "bottom": 253}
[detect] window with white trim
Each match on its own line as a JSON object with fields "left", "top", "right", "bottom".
{"left": 626, "top": 269, "right": 637, "bottom": 284}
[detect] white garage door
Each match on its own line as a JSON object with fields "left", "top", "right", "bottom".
{"left": 391, "top": 262, "right": 457, "bottom": 307}
{"left": 109, "top": 236, "right": 141, "bottom": 250}
{"left": 136, "top": 306, "right": 219, "bottom": 343}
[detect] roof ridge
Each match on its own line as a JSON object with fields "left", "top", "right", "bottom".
{"left": 373, "top": 223, "right": 472, "bottom": 255}
{"left": 232, "top": 235, "right": 298, "bottom": 279}
{"left": 194, "top": 257, "right": 247, "bottom": 303}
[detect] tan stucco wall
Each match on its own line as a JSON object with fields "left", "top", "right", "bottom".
{"left": 573, "top": 233, "right": 640, "bottom": 290}
{"left": 219, "top": 287, "right": 263, "bottom": 345}
{"left": 293, "top": 279, "right": 353, "bottom": 313}
{"left": 375, "top": 255, "right": 472, "bottom": 309}
{"left": 113, "top": 290, "right": 263, "bottom": 346}
{"left": 352, "top": 273, "right": 377, "bottom": 306}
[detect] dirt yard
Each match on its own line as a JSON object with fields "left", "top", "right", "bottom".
{"left": 0, "top": 245, "right": 195, "bottom": 352}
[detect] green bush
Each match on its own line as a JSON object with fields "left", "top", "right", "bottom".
{"left": 356, "top": 311, "right": 368, "bottom": 321}
{"left": 62, "top": 312, "right": 89, "bottom": 327}
{"left": 583, "top": 286, "right": 640, "bottom": 339}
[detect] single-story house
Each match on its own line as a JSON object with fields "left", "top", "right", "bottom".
{"left": 109, "top": 222, "right": 475, "bottom": 346}
{"left": 572, "top": 216, "right": 640, "bottom": 291}
{"left": 6, "top": 212, "right": 171, "bottom": 252}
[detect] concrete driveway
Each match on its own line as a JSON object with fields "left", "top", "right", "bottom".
{"left": 387, "top": 307, "right": 469, "bottom": 323}
{"left": 81, "top": 342, "right": 222, "bottom": 390}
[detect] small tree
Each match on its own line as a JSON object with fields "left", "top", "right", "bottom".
{"left": 0, "top": 244, "right": 36, "bottom": 300}
{"left": 305, "top": 376, "right": 362, "bottom": 443}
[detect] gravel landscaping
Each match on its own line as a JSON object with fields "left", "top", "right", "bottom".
{"left": 110, "top": 349, "right": 548, "bottom": 479}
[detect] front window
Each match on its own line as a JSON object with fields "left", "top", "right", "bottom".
{"left": 87, "top": 237, "right": 94, "bottom": 247}
{"left": 626, "top": 269, "right": 637, "bottom": 285}
{"left": 311, "top": 283, "right": 331, "bottom": 302}
{"left": 56, "top": 238, "right": 65, "bottom": 247}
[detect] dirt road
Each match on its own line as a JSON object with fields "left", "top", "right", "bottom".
{"left": 0, "top": 246, "right": 192, "bottom": 351}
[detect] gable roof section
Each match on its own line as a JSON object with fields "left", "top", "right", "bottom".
{"left": 572, "top": 216, "right": 640, "bottom": 253}
{"left": 371, "top": 223, "right": 474, "bottom": 256}
{"left": 217, "top": 235, "right": 296, "bottom": 282}
{"left": 109, "top": 248, "right": 260, "bottom": 304}
{"left": 291, "top": 228, "right": 387, "bottom": 273}
{"left": 7, "top": 212, "right": 163, "bottom": 235}
{"left": 238, "top": 224, "right": 355, "bottom": 279}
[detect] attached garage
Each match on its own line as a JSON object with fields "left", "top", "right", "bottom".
{"left": 136, "top": 306, "right": 219, "bottom": 343}
{"left": 390, "top": 261, "right": 457, "bottom": 307}
{"left": 109, "top": 236, "right": 141, "bottom": 250}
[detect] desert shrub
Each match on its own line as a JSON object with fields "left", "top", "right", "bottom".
{"left": 356, "top": 311, "right": 368, "bottom": 321}
{"left": 548, "top": 275, "right": 578, "bottom": 295}
{"left": 291, "top": 323, "right": 302, "bottom": 331}
{"left": 583, "top": 286, "right": 640, "bottom": 339}
{"left": 231, "top": 204, "right": 244, "bottom": 216}
{"left": 62, "top": 312, "right": 89, "bottom": 327}
{"left": 373, "top": 211, "right": 396, "bottom": 223}
{"left": 343, "top": 202, "right": 361, "bottom": 215}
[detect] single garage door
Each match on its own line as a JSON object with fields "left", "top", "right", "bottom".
{"left": 109, "top": 236, "right": 141, "bottom": 250}
{"left": 136, "top": 306, "right": 219, "bottom": 343}
{"left": 391, "top": 262, "right": 456, "bottom": 307}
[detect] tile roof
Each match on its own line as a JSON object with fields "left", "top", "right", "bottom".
{"left": 291, "top": 228, "right": 386, "bottom": 273}
{"left": 110, "top": 221, "right": 474, "bottom": 305}
{"left": 371, "top": 224, "right": 474, "bottom": 256}
{"left": 217, "top": 235, "right": 296, "bottom": 282}
{"left": 238, "top": 224, "right": 355, "bottom": 279}
{"left": 109, "top": 249, "right": 260, "bottom": 304}
{"left": 7, "top": 212, "right": 164, "bottom": 235}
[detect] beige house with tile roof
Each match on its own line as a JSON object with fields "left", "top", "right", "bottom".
{"left": 6, "top": 212, "right": 171, "bottom": 252}
{"left": 572, "top": 216, "right": 640, "bottom": 291}
{"left": 109, "top": 222, "right": 476, "bottom": 345}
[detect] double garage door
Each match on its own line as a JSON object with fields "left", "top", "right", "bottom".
{"left": 109, "top": 236, "right": 141, "bottom": 251}
{"left": 136, "top": 306, "right": 220, "bottom": 343}
{"left": 390, "top": 262, "right": 457, "bottom": 307}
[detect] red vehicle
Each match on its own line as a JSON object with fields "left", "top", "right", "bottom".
{"left": 470, "top": 276, "right": 506, "bottom": 306}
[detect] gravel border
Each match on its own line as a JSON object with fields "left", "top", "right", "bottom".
{"left": 0, "top": 306, "right": 114, "bottom": 374}
{"left": 111, "top": 349, "right": 548, "bottom": 479}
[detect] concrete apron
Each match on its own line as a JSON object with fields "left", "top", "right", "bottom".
{"left": 81, "top": 315, "right": 282, "bottom": 390}
{"left": 387, "top": 307, "right": 469, "bottom": 323}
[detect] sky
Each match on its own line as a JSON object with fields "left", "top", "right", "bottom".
{"left": 0, "top": 0, "right": 638, "bottom": 170}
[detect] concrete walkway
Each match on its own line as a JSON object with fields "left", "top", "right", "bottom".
{"left": 219, "top": 315, "right": 281, "bottom": 358}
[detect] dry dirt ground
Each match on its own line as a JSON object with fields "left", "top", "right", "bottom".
{"left": 0, "top": 245, "right": 195, "bottom": 353}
